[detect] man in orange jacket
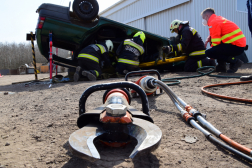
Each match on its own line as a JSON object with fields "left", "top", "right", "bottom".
{"left": 202, "top": 8, "right": 246, "bottom": 73}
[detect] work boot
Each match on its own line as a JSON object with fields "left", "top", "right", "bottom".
{"left": 227, "top": 59, "right": 243, "bottom": 73}
{"left": 209, "top": 59, "right": 216, "bottom": 66}
{"left": 74, "top": 66, "right": 81, "bottom": 82}
{"left": 215, "top": 61, "right": 226, "bottom": 72}
{"left": 82, "top": 70, "right": 97, "bottom": 81}
{"left": 240, "top": 75, "right": 252, "bottom": 81}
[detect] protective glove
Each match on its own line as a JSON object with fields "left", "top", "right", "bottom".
{"left": 162, "top": 46, "right": 171, "bottom": 54}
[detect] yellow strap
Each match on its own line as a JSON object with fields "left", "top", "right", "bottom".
{"left": 124, "top": 40, "right": 144, "bottom": 55}
{"left": 189, "top": 50, "right": 205, "bottom": 56}
{"left": 221, "top": 28, "right": 242, "bottom": 41}
{"left": 197, "top": 60, "right": 203, "bottom": 68}
{"left": 171, "top": 45, "right": 174, "bottom": 52}
{"left": 192, "top": 29, "right": 197, "bottom": 35}
{"left": 118, "top": 58, "right": 139, "bottom": 65}
{"left": 177, "top": 43, "right": 182, "bottom": 52}
{"left": 224, "top": 34, "right": 245, "bottom": 44}
{"left": 96, "top": 44, "right": 106, "bottom": 54}
{"left": 78, "top": 54, "right": 99, "bottom": 63}
{"left": 94, "top": 70, "right": 99, "bottom": 77}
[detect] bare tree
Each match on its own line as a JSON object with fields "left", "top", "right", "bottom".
{"left": 0, "top": 42, "right": 69, "bottom": 70}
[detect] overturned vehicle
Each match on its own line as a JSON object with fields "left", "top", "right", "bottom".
{"left": 35, "top": 0, "right": 187, "bottom": 75}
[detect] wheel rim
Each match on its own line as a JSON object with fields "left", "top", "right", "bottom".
{"left": 79, "top": 1, "right": 93, "bottom": 14}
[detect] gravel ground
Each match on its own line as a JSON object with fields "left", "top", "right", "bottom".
{"left": 0, "top": 64, "right": 252, "bottom": 168}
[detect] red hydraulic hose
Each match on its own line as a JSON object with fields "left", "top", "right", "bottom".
{"left": 186, "top": 104, "right": 252, "bottom": 156}
{"left": 201, "top": 80, "right": 252, "bottom": 103}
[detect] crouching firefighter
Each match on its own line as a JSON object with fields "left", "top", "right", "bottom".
{"left": 74, "top": 40, "right": 114, "bottom": 81}
{"left": 116, "top": 31, "right": 145, "bottom": 75}
{"left": 163, "top": 20, "right": 215, "bottom": 72}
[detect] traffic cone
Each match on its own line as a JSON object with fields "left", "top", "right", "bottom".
{"left": 0, "top": 73, "right": 2, "bottom": 77}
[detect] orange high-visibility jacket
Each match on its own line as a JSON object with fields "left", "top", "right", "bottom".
{"left": 208, "top": 14, "right": 246, "bottom": 47}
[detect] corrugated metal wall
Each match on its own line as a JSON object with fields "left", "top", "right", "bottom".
{"left": 103, "top": 0, "right": 252, "bottom": 62}
{"left": 127, "top": 18, "right": 145, "bottom": 30}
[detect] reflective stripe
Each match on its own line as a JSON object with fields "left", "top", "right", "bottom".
{"left": 94, "top": 70, "right": 99, "bottom": 77}
{"left": 197, "top": 60, "right": 203, "bottom": 68}
{"left": 96, "top": 44, "right": 106, "bottom": 54}
{"left": 189, "top": 50, "right": 205, "bottom": 56}
{"left": 118, "top": 58, "right": 139, "bottom": 65}
{"left": 78, "top": 54, "right": 99, "bottom": 63}
{"left": 177, "top": 43, "right": 182, "bottom": 52}
{"left": 224, "top": 34, "right": 245, "bottom": 44}
{"left": 171, "top": 45, "right": 174, "bottom": 52}
{"left": 192, "top": 29, "right": 197, "bottom": 35}
{"left": 221, "top": 28, "right": 242, "bottom": 41}
{"left": 175, "top": 51, "right": 177, "bottom": 57}
{"left": 124, "top": 40, "right": 144, "bottom": 55}
{"left": 212, "top": 43, "right": 218, "bottom": 46}
{"left": 211, "top": 38, "right": 221, "bottom": 42}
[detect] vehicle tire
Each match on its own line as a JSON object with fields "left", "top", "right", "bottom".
{"left": 72, "top": 0, "right": 99, "bottom": 21}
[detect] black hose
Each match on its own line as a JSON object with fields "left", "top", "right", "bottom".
{"left": 162, "top": 66, "right": 242, "bottom": 86}
{"left": 208, "top": 135, "right": 252, "bottom": 163}
{"left": 79, "top": 82, "right": 150, "bottom": 116}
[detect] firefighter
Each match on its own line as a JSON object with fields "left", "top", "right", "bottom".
{"left": 202, "top": 8, "right": 246, "bottom": 73}
{"left": 116, "top": 31, "right": 145, "bottom": 75}
{"left": 162, "top": 20, "right": 215, "bottom": 72}
{"left": 74, "top": 40, "right": 113, "bottom": 81}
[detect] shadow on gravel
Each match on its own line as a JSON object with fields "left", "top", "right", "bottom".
{"left": 62, "top": 139, "right": 160, "bottom": 168}
{"left": 0, "top": 76, "right": 124, "bottom": 93}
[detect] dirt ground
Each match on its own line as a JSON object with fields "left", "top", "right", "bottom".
{"left": 0, "top": 64, "right": 252, "bottom": 168}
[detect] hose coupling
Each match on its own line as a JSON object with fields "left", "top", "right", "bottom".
{"left": 185, "top": 105, "right": 202, "bottom": 118}
{"left": 181, "top": 110, "right": 195, "bottom": 123}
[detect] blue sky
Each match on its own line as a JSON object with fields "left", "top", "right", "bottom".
{"left": 0, "top": 0, "right": 120, "bottom": 43}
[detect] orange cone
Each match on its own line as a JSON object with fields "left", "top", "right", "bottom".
{"left": 0, "top": 73, "right": 2, "bottom": 77}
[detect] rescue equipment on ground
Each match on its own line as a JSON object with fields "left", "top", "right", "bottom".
{"left": 137, "top": 76, "right": 252, "bottom": 162}
{"left": 125, "top": 70, "right": 163, "bottom": 97}
{"left": 68, "top": 82, "right": 162, "bottom": 161}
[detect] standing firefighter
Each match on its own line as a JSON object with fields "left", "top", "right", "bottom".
{"left": 202, "top": 8, "right": 246, "bottom": 73}
{"left": 74, "top": 40, "right": 113, "bottom": 81}
{"left": 116, "top": 31, "right": 145, "bottom": 75}
{"left": 163, "top": 20, "right": 215, "bottom": 72}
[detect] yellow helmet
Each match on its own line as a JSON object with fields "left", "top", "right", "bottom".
{"left": 170, "top": 19, "right": 182, "bottom": 33}
{"left": 133, "top": 31, "right": 146, "bottom": 43}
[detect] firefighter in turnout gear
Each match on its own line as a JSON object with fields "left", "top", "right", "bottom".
{"left": 162, "top": 19, "right": 215, "bottom": 72}
{"left": 116, "top": 31, "right": 145, "bottom": 75}
{"left": 202, "top": 8, "right": 246, "bottom": 73}
{"left": 74, "top": 40, "right": 113, "bottom": 81}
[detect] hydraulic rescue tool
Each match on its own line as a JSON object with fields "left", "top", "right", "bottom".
{"left": 69, "top": 82, "right": 162, "bottom": 162}
{"left": 136, "top": 76, "right": 252, "bottom": 162}
{"left": 125, "top": 70, "right": 163, "bottom": 97}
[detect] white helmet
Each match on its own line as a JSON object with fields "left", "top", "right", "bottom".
{"left": 105, "top": 40, "right": 113, "bottom": 52}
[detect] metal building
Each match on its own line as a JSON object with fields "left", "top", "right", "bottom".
{"left": 100, "top": 0, "right": 252, "bottom": 62}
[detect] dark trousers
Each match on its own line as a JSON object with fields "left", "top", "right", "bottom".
{"left": 77, "top": 58, "right": 102, "bottom": 77}
{"left": 205, "top": 44, "right": 244, "bottom": 63}
{"left": 116, "top": 62, "right": 140, "bottom": 75}
{"left": 184, "top": 56, "right": 213, "bottom": 72}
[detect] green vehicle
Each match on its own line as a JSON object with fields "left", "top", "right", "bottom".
{"left": 35, "top": 0, "right": 186, "bottom": 72}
